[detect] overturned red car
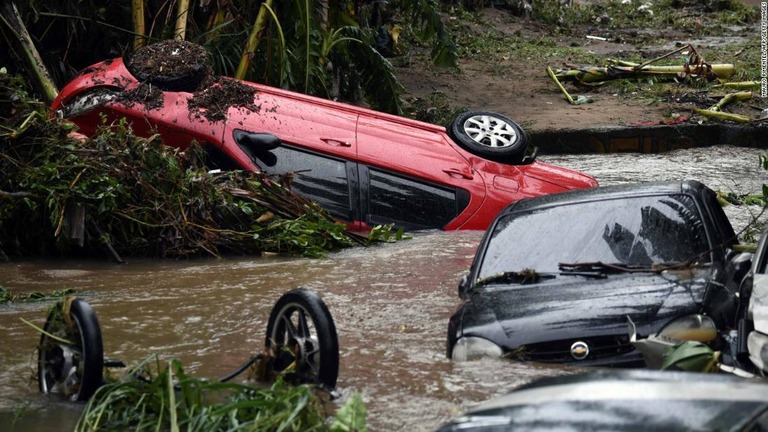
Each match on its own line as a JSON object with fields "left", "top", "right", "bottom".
{"left": 52, "top": 41, "right": 597, "bottom": 231}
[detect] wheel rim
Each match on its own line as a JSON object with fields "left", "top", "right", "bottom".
{"left": 39, "top": 315, "right": 87, "bottom": 401}
{"left": 463, "top": 114, "right": 519, "bottom": 148}
{"left": 270, "top": 303, "right": 322, "bottom": 379}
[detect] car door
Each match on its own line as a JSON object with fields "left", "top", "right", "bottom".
{"left": 223, "top": 85, "right": 360, "bottom": 224}
{"left": 356, "top": 115, "right": 486, "bottom": 230}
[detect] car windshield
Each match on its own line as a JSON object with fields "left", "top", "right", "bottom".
{"left": 478, "top": 194, "right": 711, "bottom": 279}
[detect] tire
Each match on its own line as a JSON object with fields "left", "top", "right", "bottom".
{"left": 265, "top": 288, "right": 339, "bottom": 389}
{"left": 125, "top": 40, "right": 211, "bottom": 92}
{"left": 38, "top": 298, "right": 104, "bottom": 402}
{"left": 448, "top": 111, "right": 528, "bottom": 162}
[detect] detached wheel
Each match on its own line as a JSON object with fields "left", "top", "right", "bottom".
{"left": 265, "top": 288, "right": 339, "bottom": 389}
{"left": 126, "top": 40, "right": 211, "bottom": 92}
{"left": 449, "top": 111, "right": 527, "bottom": 162}
{"left": 38, "top": 298, "right": 104, "bottom": 402}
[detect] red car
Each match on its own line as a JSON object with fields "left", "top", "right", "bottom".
{"left": 51, "top": 46, "right": 596, "bottom": 231}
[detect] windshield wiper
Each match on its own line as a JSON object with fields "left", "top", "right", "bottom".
{"left": 475, "top": 270, "right": 556, "bottom": 287}
{"left": 557, "top": 261, "right": 690, "bottom": 276}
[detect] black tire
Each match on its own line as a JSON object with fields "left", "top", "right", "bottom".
{"left": 448, "top": 111, "right": 528, "bottom": 162}
{"left": 38, "top": 298, "right": 104, "bottom": 402}
{"left": 125, "top": 40, "right": 211, "bottom": 92}
{"left": 265, "top": 288, "right": 339, "bottom": 389}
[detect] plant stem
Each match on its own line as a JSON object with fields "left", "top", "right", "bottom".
{"left": 235, "top": 0, "right": 273, "bottom": 80}
{"left": 0, "top": 1, "right": 58, "bottom": 103}
{"left": 174, "top": 0, "right": 189, "bottom": 40}
{"left": 132, "top": 0, "right": 145, "bottom": 50}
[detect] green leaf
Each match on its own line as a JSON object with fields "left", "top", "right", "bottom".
{"left": 330, "top": 392, "right": 368, "bottom": 432}
{"left": 661, "top": 341, "right": 718, "bottom": 372}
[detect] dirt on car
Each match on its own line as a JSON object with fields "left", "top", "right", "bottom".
{"left": 125, "top": 39, "right": 258, "bottom": 122}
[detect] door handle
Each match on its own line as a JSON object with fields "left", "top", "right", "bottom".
{"left": 320, "top": 138, "right": 352, "bottom": 147}
{"left": 443, "top": 168, "right": 474, "bottom": 180}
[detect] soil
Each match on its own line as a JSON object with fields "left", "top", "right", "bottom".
{"left": 128, "top": 40, "right": 210, "bottom": 86}
{"left": 126, "top": 40, "right": 258, "bottom": 122}
{"left": 393, "top": 1, "right": 766, "bottom": 131}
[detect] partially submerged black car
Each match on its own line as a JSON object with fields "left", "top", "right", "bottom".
{"left": 447, "top": 180, "right": 751, "bottom": 366}
{"left": 435, "top": 370, "right": 768, "bottom": 431}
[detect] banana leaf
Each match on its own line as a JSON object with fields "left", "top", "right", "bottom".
{"left": 661, "top": 341, "right": 719, "bottom": 372}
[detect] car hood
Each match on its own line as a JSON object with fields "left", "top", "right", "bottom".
{"left": 459, "top": 269, "right": 711, "bottom": 349}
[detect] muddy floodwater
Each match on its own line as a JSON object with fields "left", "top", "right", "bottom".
{"left": 1, "top": 145, "right": 767, "bottom": 431}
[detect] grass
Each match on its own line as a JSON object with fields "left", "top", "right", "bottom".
{"left": 531, "top": 0, "right": 757, "bottom": 35}
{"left": 0, "top": 285, "right": 77, "bottom": 304}
{"left": 76, "top": 356, "right": 367, "bottom": 432}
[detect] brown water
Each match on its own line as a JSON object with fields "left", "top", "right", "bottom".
{"left": 1, "top": 145, "right": 766, "bottom": 431}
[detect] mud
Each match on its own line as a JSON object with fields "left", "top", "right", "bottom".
{"left": 123, "top": 40, "right": 258, "bottom": 121}
{"left": 128, "top": 40, "right": 209, "bottom": 85}
{"left": 188, "top": 78, "right": 259, "bottom": 122}
{"left": 395, "top": 2, "right": 767, "bottom": 131}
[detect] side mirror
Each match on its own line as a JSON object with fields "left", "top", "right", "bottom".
{"left": 233, "top": 130, "right": 282, "bottom": 167}
{"left": 233, "top": 130, "right": 282, "bottom": 151}
{"left": 726, "top": 251, "right": 753, "bottom": 292}
{"left": 521, "top": 146, "right": 538, "bottom": 164}
{"left": 458, "top": 274, "right": 470, "bottom": 300}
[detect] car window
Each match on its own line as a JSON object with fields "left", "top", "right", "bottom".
{"left": 203, "top": 143, "right": 244, "bottom": 171}
{"left": 254, "top": 146, "right": 354, "bottom": 221}
{"left": 364, "top": 168, "right": 466, "bottom": 230}
{"left": 479, "top": 194, "right": 711, "bottom": 277}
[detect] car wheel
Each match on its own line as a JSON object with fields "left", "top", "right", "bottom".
{"left": 38, "top": 298, "right": 104, "bottom": 402}
{"left": 265, "top": 288, "right": 339, "bottom": 389}
{"left": 449, "top": 111, "right": 527, "bottom": 162}
{"left": 126, "top": 40, "right": 211, "bottom": 92}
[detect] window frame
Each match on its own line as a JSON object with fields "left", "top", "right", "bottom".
{"left": 359, "top": 165, "right": 469, "bottom": 230}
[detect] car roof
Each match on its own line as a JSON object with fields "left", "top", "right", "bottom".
{"left": 499, "top": 180, "right": 709, "bottom": 216}
{"left": 438, "top": 370, "right": 768, "bottom": 432}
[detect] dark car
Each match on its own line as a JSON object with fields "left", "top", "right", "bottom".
{"left": 435, "top": 370, "right": 768, "bottom": 431}
{"left": 447, "top": 180, "right": 750, "bottom": 366}
{"left": 50, "top": 41, "right": 597, "bottom": 232}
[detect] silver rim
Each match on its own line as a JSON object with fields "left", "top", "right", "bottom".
{"left": 270, "top": 304, "right": 321, "bottom": 377}
{"left": 463, "top": 115, "right": 519, "bottom": 148}
{"left": 39, "top": 314, "right": 86, "bottom": 401}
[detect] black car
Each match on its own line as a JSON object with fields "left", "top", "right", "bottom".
{"left": 435, "top": 370, "right": 768, "bottom": 431}
{"left": 447, "top": 180, "right": 751, "bottom": 366}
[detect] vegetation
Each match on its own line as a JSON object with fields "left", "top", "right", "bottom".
{"left": 0, "top": 0, "right": 467, "bottom": 115}
{"left": 0, "top": 69, "right": 377, "bottom": 260}
{"left": 0, "top": 285, "right": 76, "bottom": 304}
{"left": 76, "top": 356, "right": 367, "bottom": 432}
{"left": 531, "top": 0, "right": 757, "bottom": 34}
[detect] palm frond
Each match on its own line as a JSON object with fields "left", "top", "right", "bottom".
{"left": 396, "top": 0, "right": 458, "bottom": 68}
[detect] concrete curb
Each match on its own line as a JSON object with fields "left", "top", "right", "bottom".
{"left": 530, "top": 122, "right": 768, "bottom": 154}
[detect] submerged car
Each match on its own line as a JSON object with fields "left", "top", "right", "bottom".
{"left": 447, "top": 180, "right": 750, "bottom": 366}
{"left": 50, "top": 41, "right": 597, "bottom": 231}
{"left": 435, "top": 370, "right": 768, "bottom": 431}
